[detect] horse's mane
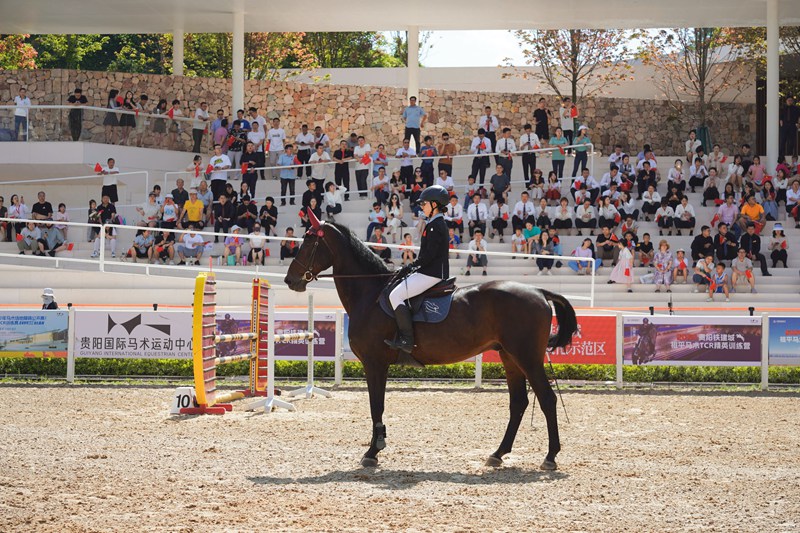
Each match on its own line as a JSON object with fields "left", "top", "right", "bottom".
{"left": 329, "top": 222, "right": 391, "bottom": 274}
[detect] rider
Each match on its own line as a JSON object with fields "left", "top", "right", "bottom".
{"left": 385, "top": 185, "right": 451, "bottom": 358}
{"left": 635, "top": 318, "right": 658, "bottom": 364}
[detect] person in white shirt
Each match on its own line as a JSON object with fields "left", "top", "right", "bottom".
{"left": 323, "top": 181, "right": 346, "bottom": 222}
{"left": 478, "top": 106, "right": 500, "bottom": 163}
{"left": 247, "top": 107, "right": 267, "bottom": 132}
{"left": 575, "top": 199, "right": 597, "bottom": 235}
{"left": 309, "top": 143, "right": 332, "bottom": 190}
{"left": 247, "top": 223, "right": 268, "bottom": 266}
{"left": 395, "top": 139, "right": 416, "bottom": 188}
{"left": 497, "top": 128, "right": 516, "bottom": 175}
{"left": 489, "top": 198, "right": 510, "bottom": 242}
{"left": 641, "top": 185, "right": 661, "bottom": 221}
{"left": 444, "top": 195, "right": 465, "bottom": 237}
{"left": 667, "top": 159, "right": 686, "bottom": 192}
{"left": 466, "top": 193, "right": 489, "bottom": 237}
{"left": 673, "top": 196, "right": 697, "bottom": 236}
{"left": 598, "top": 196, "right": 620, "bottom": 230}
{"left": 371, "top": 166, "right": 391, "bottom": 206}
{"left": 519, "top": 123, "right": 540, "bottom": 184}
{"left": 608, "top": 145, "right": 627, "bottom": 169}
{"left": 313, "top": 126, "right": 331, "bottom": 154}
{"left": 470, "top": 129, "right": 493, "bottom": 184}
{"left": 688, "top": 157, "right": 709, "bottom": 193}
{"left": 435, "top": 169, "right": 455, "bottom": 194}
{"left": 558, "top": 97, "right": 576, "bottom": 151}
{"left": 512, "top": 191, "right": 536, "bottom": 231}
{"left": 353, "top": 135, "right": 372, "bottom": 198}
{"left": 208, "top": 144, "right": 232, "bottom": 200}
{"left": 465, "top": 229, "right": 489, "bottom": 276}
{"left": 177, "top": 225, "right": 206, "bottom": 265}
{"left": 266, "top": 117, "right": 286, "bottom": 180}
{"left": 655, "top": 199, "right": 675, "bottom": 235}
{"left": 13, "top": 87, "right": 31, "bottom": 141}
{"left": 192, "top": 102, "right": 209, "bottom": 153}
{"left": 295, "top": 124, "right": 314, "bottom": 179}
{"left": 552, "top": 196, "right": 574, "bottom": 233}
{"left": 685, "top": 130, "right": 702, "bottom": 164}
{"left": 97, "top": 158, "right": 121, "bottom": 203}
{"left": 246, "top": 121, "right": 267, "bottom": 180}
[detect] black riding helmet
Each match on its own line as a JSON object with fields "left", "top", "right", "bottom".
{"left": 418, "top": 185, "right": 450, "bottom": 211}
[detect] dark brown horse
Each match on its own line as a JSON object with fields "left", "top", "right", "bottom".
{"left": 284, "top": 219, "right": 577, "bottom": 470}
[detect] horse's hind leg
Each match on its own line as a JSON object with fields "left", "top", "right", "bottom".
{"left": 528, "top": 362, "right": 560, "bottom": 470}
{"left": 486, "top": 354, "right": 529, "bottom": 467}
{"left": 361, "top": 360, "right": 389, "bottom": 467}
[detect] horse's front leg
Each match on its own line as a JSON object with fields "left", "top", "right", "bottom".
{"left": 361, "top": 359, "right": 389, "bottom": 467}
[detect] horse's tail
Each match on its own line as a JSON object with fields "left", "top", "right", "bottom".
{"left": 541, "top": 289, "right": 578, "bottom": 350}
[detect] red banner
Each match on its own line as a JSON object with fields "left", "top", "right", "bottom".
{"left": 483, "top": 315, "right": 616, "bottom": 365}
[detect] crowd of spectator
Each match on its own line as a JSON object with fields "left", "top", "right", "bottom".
{"left": 4, "top": 90, "right": 800, "bottom": 293}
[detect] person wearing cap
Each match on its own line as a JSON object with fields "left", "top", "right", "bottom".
{"left": 177, "top": 224, "right": 205, "bottom": 265}
{"left": 769, "top": 224, "right": 788, "bottom": 268}
{"left": 223, "top": 225, "right": 243, "bottom": 265}
{"left": 235, "top": 195, "right": 258, "bottom": 232}
{"left": 41, "top": 288, "right": 58, "bottom": 310}
{"left": 160, "top": 194, "right": 179, "bottom": 231}
{"left": 181, "top": 189, "right": 205, "bottom": 229}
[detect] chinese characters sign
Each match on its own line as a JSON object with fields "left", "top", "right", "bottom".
{"left": 768, "top": 317, "right": 800, "bottom": 366}
{"left": 0, "top": 311, "right": 68, "bottom": 358}
{"left": 74, "top": 311, "right": 193, "bottom": 359}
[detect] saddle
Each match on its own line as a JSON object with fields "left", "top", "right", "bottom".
{"left": 378, "top": 277, "right": 457, "bottom": 324}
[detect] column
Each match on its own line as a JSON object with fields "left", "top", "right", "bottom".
{"left": 172, "top": 28, "right": 184, "bottom": 76}
{"left": 407, "top": 26, "right": 420, "bottom": 102}
{"left": 766, "top": 0, "right": 779, "bottom": 166}
{"left": 232, "top": 10, "right": 245, "bottom": 114}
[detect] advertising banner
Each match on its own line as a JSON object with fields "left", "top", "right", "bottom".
{"left": 215, "top": 311, "right": 337, "bottom": 360}
{"left": 0, "top": 311, "right": 69, "bottom": 358}
{"left": 768, "top": 317, "right": 800, "bottom": 366}
{"left": 75, "top": 311, "right": 193, "bottom": 359}
{"left": 623, "top": 316, "right": 762, "bottom": 366}
{"left": 483, "top": 315, "right": 617, "bottom": 365}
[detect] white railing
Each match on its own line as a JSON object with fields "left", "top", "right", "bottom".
{"left": 1, "top": 170, "right": 150, "bottom": 197}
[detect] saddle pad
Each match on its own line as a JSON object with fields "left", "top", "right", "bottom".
{"left": 379, "top": 292, "right": 454, "bottom": 324}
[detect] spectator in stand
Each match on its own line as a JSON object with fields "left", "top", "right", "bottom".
{"left": 151, "top": 230, "right": 174, "bottom": 265}
{"left": 366, "top": 202, "right": 386, "bottom": 241}
{"left": 258, "top": 196, "right": 278, "bottom": 236}
{"left": 159, "top": 194, "right": 179, "bottom": 233}
{"left": 731, "top": 248, "right": 757, "bottom": 293}
{"left": 222, "top": 226, "right": 243, "bottom": 265}
{"left": 235, "top": 195, "right": 258, "bottom": 233}
{"left": 531, "top": 230, "right": 555, "bottom": 275}
{"left": 384, "top": 193, "right": 404, "bottom": 243}
{"left": 673, "top": 248, "right": 690, "bottom": 284}
{"left": 575, "top": 198, "right": 597, "bottom": 236}
{"left": 489, "top": 198, "right": 509, "bottom": 242}
{"left": 371, "top": 167, "right": 391, "bottom": 206}
{"left": 489, "top": 164, "right": 511, "bottom": 204}
{"left": 465, "top": 229, "right": 488, "bottom": 276}
{"left": 558, "top": 97, "right": 576, "bottom": 152}
{"left": 466, "top": 193, "right": 489, "bottom": 238}
{"left": 768, "top": 223, "right": 788, "bottom": 268}
{"left": 519, "top": 123, "right": 540, "bottom": 182}
{"left": 309, "top": 143, "right": 332, "bottom": 191}
{"left": 237, "top": 140, "right": 259, "bottom": 198}
{"left": 39, "top": 223, "right": 68, "bottom": 258}
{"left": 435, "top": 169, "right": 455, "bottom": 196}
{"left": 470, "top": 129, "right": 492, "bottom": 184}
{"left": 171, "top": 178, "right": 189, "bottom": 210}
{"left": 637, "top": 161, "right": 658, "bottom": 199}
{"left": 641, "top": 184, "right": 660, "bottom": 221}
{"left": 437, "top": 132, "right": 457, "bottom": 179}
{"left": 653, "top": 240, "right": 674, "bottom": 293}
{"left": 266, "top": 118, "right": 286, "bottom": 180}
{"left": 598, "top": 196, "right": 620, "bottom": 231}
{"left": 685, "top": 129, "right": 702, "bottom": 164}
{"left": 208, "top": 145, "right": 232, "bottom": 200}
{"left": 0, "top": 196, "right": 9, "bottom": 242}
{"left": 690, "top": 225, "right": 715, "bottom": 262}
{"left": 299, "top": 197, "right": 322, "bottom": 231}
{"left": 608, "top": 239, "right": 634, "bottom": 292}
{"left": 136, "top": 192, "right": 160, "bottom": 228}
{"left": 151, "top": 98, "right": 167, "bottom": 146}
{"left": 780, "top": 96, "right": 800, "bottom": 159}
{"left": 476, "top": 106, "right": 499, "bottom": 161}
{"left": 102, "top": 89, "right": 120, "bottom": 144}
{"left": 313, "top": 126, "right": 331, "bottom": 154}
{"left": 334, "top": 140, "right": 354, "bottom": 199}
{"left": 322, "top": 183, "right": 344, "bottom": 223}
{"left": 705, "top": 262, "right": 730, "bottom": 302}
{"left": 277, "top": 144, "right": 298, "bottom": 206}
{"left": 226, "top": 120, "right": 247, "bottom": 173}
{"left": 95, "top": 158, "right": 121, "bottom": 204}
{"left": 714, "top": 222, "right": 738, "bottom": 263}
{"left": 737, "top": 195, "right": 766, "bottom": 234}
{"left": 552, "top": 196, "right": 573, "bottom": 234}
{"left": 747, "top": 156, "right": 768, "bottom": 192}
{"left": 213, "top": 118, "right": 229, "bottom": 150}
{"left": 30, "top": 191, "right": 53, "bottom": 221}
{"left": 234, "top": 109, "right": 251, "bottom": 132}
{"left": 418, "top": 135, "right": 438, "bottom": 186}
{"left": 522, "top": 220, "right": 541, "bottom": 254}
{"left": 191, "top": 102, "right": 209, "bottom": 153}
{"left": 280, "top": 227, "right": 298, "bottom": 265}
{"left": 738, "top": 143, "right": 754, "bottom": 177}
{"left": 511, "top": 191, "right": 536, "bottom": 232}
{"left": 528, "top": 167, "right": 545, "bottom": 201}
{"left": 690, "top": 254, "right": 715, "bottom": 293}
{"left": 636, "top": 232, "right": 654, "bottom": 267}
{"left": 739, "top": 222, "right": 771, "bottom": 277}
{"left": 213, "top": 194, "right": 235, "bottom": 241}
{"left": 294, "top": 124, "right": 314, "bottom": 178}
{"left": 674, "top": 196, "right": 696, "bottom": 236}
{"left": 181, "top": 189, "right": 205, "bottom": 229}
{"left": 548, "top": 127, "right": 568, "bottom": 180}
{"left": 66, "top": 87, "right": 88, "bottom": 141}
{"left": 702, "top": 168, "right": 721, "bottom": 206}
{"left": 667, "top": 159, "right": 686, "bottom": 192}
{"left": 247, "top": 223, "right": 267, "bottom": 266}
{"left": 596, "top": 226, "right": 619, "bottom": 266}
{"left": 401, "top": 96, "right": 426, "bottom": 149}
{"left": 124, "top": 228, "right": 154, "bottom": 263}
{"left": 447, "top": 227, "right": 461, "bottom": 259}
{"left": 301, "top": 179, "right": 322, "bottom": 211}
{"left": 372, "top": 143, "right": 388, "bottom": 177}
{"left": 368, "top": 226, "right": 393, "bottom": 264}
{"left": 545, "top": 171, "right": 561, "bottom": 204}
{"left": 166, "top": 99, "right": 184, "bottom": 151}
{"left": 353, "top": 135, "right": 372, "bottom": 197}
{"left": 761, "top": 180, "right": 779, "bottom": 221}
{"left": 443, "top": 195, "right": 464, "bottom": 238}
{"left": 569, "top": 238, "right": 601, "bottom": 275}
{"left": 400, "top": 233, "right": 417, "bottom": 265}
{"left": 17, "top": 222, "right": 44, "bottom": 255}
{"left": 571, "top": 125, "right": 591, "bottom": 177}
{"left": 787, "top": 179, "right": 800, "bottom": 228}
{"left": 176, "top": 224, "right": 205, "bottom": 265}
{"left": 246, "top": 121, "right": 266, "bottom": 181}
{"left": 496, "top": 128, "right": 515, "bottom": 175}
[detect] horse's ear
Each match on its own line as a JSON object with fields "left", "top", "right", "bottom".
{"left": 308, "top": 208, "right": 323, "bottom": 230}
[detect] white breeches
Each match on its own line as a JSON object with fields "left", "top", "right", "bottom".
{"left": 389, "top": 272, "right": 441, "bottom": 309}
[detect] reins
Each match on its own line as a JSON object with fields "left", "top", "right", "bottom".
{"left": 295, "top": 224, "right": 398, "bottom": 281}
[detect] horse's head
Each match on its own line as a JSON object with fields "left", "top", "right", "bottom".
{"left": 284, "top": 209, "right": 335, "bottom": 292}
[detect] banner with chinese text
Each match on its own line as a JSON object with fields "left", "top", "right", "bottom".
{"left": 0, "top": 311, "right": 69, "bottom": 358}
{"left": 74, "top": 311, "right": 193, "bottom": 359}
{"left": 768, "top": 317, "right": 800, "bottom": 366}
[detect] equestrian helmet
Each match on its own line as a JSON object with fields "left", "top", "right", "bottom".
{"left": 418, "top": 185, "right": 450, "bottom": 209}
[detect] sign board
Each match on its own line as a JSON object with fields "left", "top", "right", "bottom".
{"left": 0, "top": 311, "right": 68, "bottom": 358}
{"left": 74, "top": 311, "right": 193, "bottom": 359}
{"left": 768, "top": 317, "right": 800, "bottom": 366}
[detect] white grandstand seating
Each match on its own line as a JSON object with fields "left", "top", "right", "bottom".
{"left": 0, "top": 141, "right": 798, "bottom": 310}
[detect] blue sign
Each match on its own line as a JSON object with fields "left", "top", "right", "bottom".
{"left": 768, "top": 317, "right": 800, "bottom": 366}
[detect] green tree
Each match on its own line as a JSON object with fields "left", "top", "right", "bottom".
{"left": 303, "top": 32, "right": 401, "bottom": 68}
{"left": 386, "top": 31, "right": 433, "bottom": 66}
{"left": 507, "top": 29, "right": 634, "bottom": 104}
{"left": 107, "top": 34, "right": 171, "bottom": 74}
{"left": 29, "top": 34, "right": 107, "bottom": 69}
{"left": 0, "top": 34, "right": 37, "bottom": 69}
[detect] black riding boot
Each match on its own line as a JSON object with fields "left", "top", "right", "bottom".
{"left": 384, "top": 304, "right": 422, "bottom": 366}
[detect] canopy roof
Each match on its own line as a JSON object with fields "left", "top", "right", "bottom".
{"left": 2, "top": 0, "right": 799, "bottom": 34}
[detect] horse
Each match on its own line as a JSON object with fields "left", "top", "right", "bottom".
{"left": 284, "top": 215, "right": 578, "bottom": 470}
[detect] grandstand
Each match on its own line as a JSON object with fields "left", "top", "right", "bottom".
{"left": 0, "top": 132, "right": 797, "bottom": 311}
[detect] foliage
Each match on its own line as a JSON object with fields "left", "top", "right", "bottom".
{"left": 0, "top": 34, "right": 38, "bottom": 69}
{"left": 385, "top": 30, "right": 433, "bottom": 67}
{"left": 303, "top": 32, "right": 402, "bottom": 68}
{"left": 106, "top": 35, "right": 172, "bottom": 74}
{"left": 783, "top": 27, "right": 800, "bottom": 58}
{"left": 29, "top": 34, "right": 107, "bottom": 70}
{"left": 507, "top": 29, "right": 634, "bottom": 103}
{"left": 637, "top": 28, "right": 759, "bottom": 127}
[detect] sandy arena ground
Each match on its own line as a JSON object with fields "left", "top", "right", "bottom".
{"left": 0, "top": 384, "right": 798, "bottom": 532}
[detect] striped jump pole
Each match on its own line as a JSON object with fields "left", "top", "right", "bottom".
{"left": 287, "top": 292, "right": 332, "bottom": 400}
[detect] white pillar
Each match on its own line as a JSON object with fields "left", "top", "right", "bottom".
{"left": 232, "top": 10, "right": 245, "bottom": 115}
{"left": 172, "top": 28, "right": 184, "bottom": 76}
{"left": 766, "top": 0, "right": 779, "bottom": 167}
{"left": 407, "top": 26, "right": 420, "bottom": 102}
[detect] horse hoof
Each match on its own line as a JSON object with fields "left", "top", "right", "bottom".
{"left": 360, "top": 457, "right": 379, "bottom": 468}
{"left": 540, "top": 460, "right": 558, "bottom": 471}
{"left": 485, "top": 455, "right": 503, "bottom": 467}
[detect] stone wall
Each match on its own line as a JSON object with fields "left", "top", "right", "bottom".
{"left": 0, "top": 69, "right": 756, "bottom": 156}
